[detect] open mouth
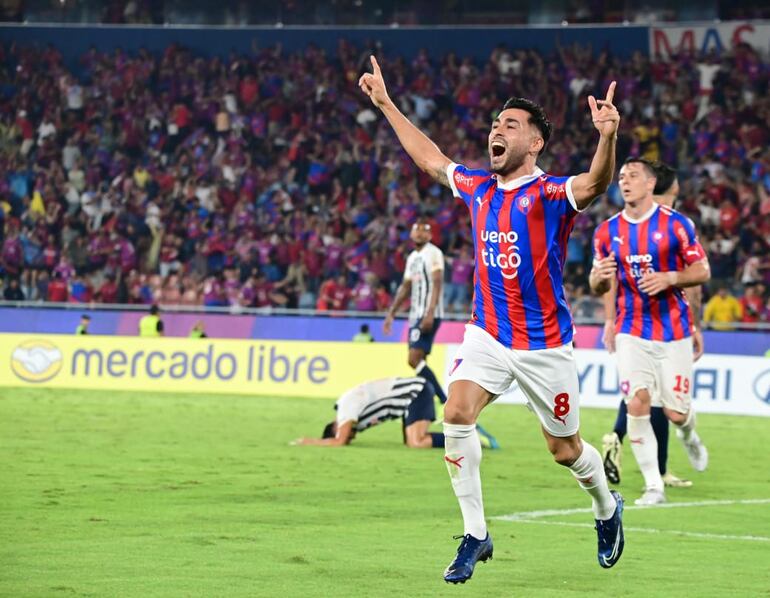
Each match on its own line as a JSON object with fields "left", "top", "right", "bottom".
{"left": 490, "top": 140, "right": 506, "bottom": 158}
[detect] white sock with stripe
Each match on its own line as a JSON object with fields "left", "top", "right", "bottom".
{"left": 627, "top": 414, "right": 664, "bottom": 491}
{"left": 568, "top": 442, "right": 617, "bottom": 520}
{"left": 443, "top": 422, "right": 486, "bottom": 539}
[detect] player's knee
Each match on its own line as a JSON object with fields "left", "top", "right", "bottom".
{"left": 627, "top": 389, "right": 651, "bottom": 416}
{"left": 443, "top": 401, "right": 474, "bottom": 425}
{"left": 549, "top": 438, "right": 581, "bottom": 466}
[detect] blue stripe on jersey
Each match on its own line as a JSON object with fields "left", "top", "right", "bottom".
{"left": 649, "top": 210, "right": 674, "bottom": 342}
{"left": 549, "top": 215, "right": 574, "bottom": 346}
{"left": 609, "top": 218, "right": 631, "bottom": 334}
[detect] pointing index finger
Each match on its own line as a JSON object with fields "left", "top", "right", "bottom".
{"left": 370, "top": 55, "right": 381, "bottom": 75}
{"left": 605, "top": 81, "right": 616, "bottom": 104}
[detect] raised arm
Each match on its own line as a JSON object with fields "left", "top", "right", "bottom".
{"left": 570, "top": 82, "right": 620, "bottom": 210}
{"left": 359, "top": 56, "right": 452, "bottom": 187}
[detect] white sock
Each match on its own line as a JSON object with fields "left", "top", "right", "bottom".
{"left": 677, "top": 409, "right": 696, "bottom": 442}
{"left": 627, "top": 415, "right": 664, "bottom": 491}
{"left": 443, "top": 422, "right": 486, "bottom": 539}
{"left": 568, "top": 442, "right": 617, "bottom": 520}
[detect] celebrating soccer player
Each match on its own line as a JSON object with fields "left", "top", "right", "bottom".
{"left": 590, "top": 158, "right": 711, "bottom": 506}
{"left": 360, "top": 55, "right": 624, "bottom": 582}
{"left": 599, "top": 161, "right": 704, "bottom": 489}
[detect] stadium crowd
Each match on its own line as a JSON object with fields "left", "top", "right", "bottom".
{"left": 0, "top": 39, "right": 769, "bottom": 327}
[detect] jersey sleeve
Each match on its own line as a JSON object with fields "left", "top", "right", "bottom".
{"left": 429, "top": 246, "right": 445, "bottom": 272}
{"left": 542, "top": 174, "right": 581, "bottom": 216}
{"left": 402, "top": 253, "right": 413, "bottom": 282}
{"left": 673, "top": 215, "right": 707, "bottom": 265}
{"left": 592, "top": 222, "right": 611, "bottom": 260}
{"left": 446, "top": 163, "right": 491, "bottom": 208}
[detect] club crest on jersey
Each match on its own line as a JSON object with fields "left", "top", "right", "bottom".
{"left": 652, "top": 231, "right": 664, "bottom": 243}
{"left": 517, "top": 194, "right": 534, "bottom": 215}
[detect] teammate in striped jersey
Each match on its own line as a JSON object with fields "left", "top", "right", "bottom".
{"left": 360, "top": 55, "right": 624, "bottom": 582}
{"left": 599, "top": 162, "right": 703, "bottom": 489}
{"left": 384, "top": 218, "right": 448, "bottom": 406}
{"left": 590, "top": 158, "right": 711, "bottom": 506}
{"left": 294, "top": 377, "right": 445, "bottom": 448}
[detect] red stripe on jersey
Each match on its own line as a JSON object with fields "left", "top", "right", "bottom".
{"left": 474, "top": 188, "right": 498, "bottom": 340}
{"left": 526, "top": 193, "right": 562, "bottom": 347}
{"left": 497, "top": 193, "right": 528, "bottom": 349}
{"left": 659, "top": 210, "right": 685, "bottom": 340}
{"left": 619, "top": 217, "right": 644, "bottom": 337}
{"left": 670, "top": 222, "right": 687, "bottom": 340}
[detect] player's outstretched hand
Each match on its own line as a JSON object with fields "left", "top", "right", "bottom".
{"left": 593, "top": 253, "right": 617, "bottom": 281}
{"left": 588, "top": 81, "right": 620, "bottom": 137}
{"left": 358, "top": 55, "right": 391, "bottom": 109}
{"left": 638, "top": 270, "right": 678, "bottom": 295}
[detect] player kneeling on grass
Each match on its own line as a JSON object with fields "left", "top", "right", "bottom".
{"left": 295, "top": 377, "right": 448, "bottom": 448}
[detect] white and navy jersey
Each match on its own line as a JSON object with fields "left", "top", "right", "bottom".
{"left": 404, "top": 242, "right": 445, "bottom": 324}
{"left": 336, "top": 377, "right": 426, "bottom": 432}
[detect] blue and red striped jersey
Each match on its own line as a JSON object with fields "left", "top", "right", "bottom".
{"left": 592, "top": 203, "right": 707, "bottom": 341}
{"left": 447, "top": 162, "right": 579, "bottom": 350}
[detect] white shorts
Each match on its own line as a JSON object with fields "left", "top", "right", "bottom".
{"left": 447, "top": 324, "right": 580, "bottom": 437}
{"left": 615, "top": 333, "right": 693, "bottom": 413}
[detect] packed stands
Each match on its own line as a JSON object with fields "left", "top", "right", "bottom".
{"left": 0, "top": 39, "right": 768, "bottom": 325}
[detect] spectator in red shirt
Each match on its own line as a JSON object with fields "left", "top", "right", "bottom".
{"left": 740, "top": 285, "right": 764, "bottom": 323}
{"left": 47, "top": 272, "right": 68, "bottom": 302}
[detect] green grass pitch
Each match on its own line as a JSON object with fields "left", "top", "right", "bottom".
{"left": 1, "top": 388, "right": 769, "bottom": 597}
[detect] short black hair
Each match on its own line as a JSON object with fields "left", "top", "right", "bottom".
{"left": 623, "top": 156, "right": 656, "bottom": 178}
{"left": 322, "top": 421, "right": 336, "bottom": 439}
{"left": 81, "top": 314, "right": 91, "bottom": 321}
{"left": 652, "top": 161, "right": 677, "bottom": 195}
{"left": 360, "top": 323, "right": 370, "bottom": 333}
{"left": 150, "top": 304, "right": 159, "bottom": 315}
{"left": 500, "top": 97, "right": 552, "bottom": 153}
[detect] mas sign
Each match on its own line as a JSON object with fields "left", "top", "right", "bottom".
{"left": 651, "top": 22, "right": 770, "bottom": 58}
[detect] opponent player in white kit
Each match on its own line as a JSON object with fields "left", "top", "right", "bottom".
{"left": 384, "top": 218, "right": 449, "bottom": 405}
{"left": 590, "top": 158, "right": 710, "bottom": 505}
{"left": 360, "top": 55, "right": 624, "bottom": 582}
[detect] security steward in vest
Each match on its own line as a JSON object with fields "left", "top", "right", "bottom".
{"left": 139, "top": 304, "right": 164, "bottom": 337}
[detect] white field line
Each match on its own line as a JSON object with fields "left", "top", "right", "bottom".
{"left": 492, "top": 498, "right": 770, "bottom": 521}
{"left": 508, "top": 519, "right": 770, "bottom": 543}
{"left": 492, "top": 497, "right": 770, "bottom": 543}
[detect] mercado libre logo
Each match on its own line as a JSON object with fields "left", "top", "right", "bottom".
{"left": 11, "top": 340, "right": 63, "bottom": 383}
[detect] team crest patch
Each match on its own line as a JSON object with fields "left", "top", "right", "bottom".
{"left": 652, "top": 231, "right": 664, "bottom": 243}
{"left": 449, "top": 358, "right": 463, "bottom": 375}
{"left": 517, "top": 195, "right": 534, "bottom": 215}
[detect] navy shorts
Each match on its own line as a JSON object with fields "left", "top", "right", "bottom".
{"left": 404, "top": 382, "right": 436, "bottom": 426}
{"left": 408, "top": 317, "right": 441, "bottom": 354}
